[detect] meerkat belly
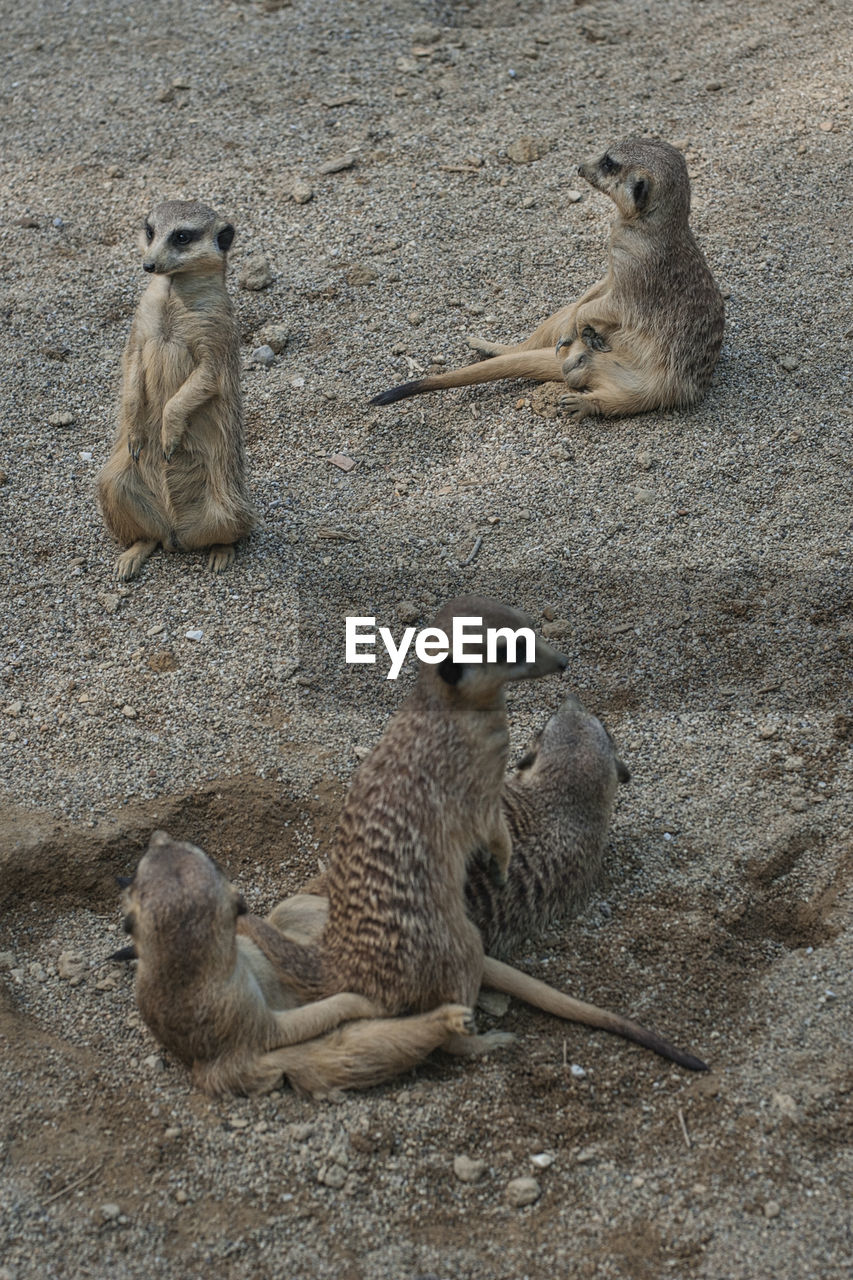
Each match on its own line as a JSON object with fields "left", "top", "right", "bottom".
{"left": 141, "top": 333, "right": 194, "bottom": 407}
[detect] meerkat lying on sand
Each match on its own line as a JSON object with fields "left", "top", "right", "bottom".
{"left": 118, "top": 831, "right": 477, "bottom": 1098}
{"left": 97, "top": 200, "right": 256, "bottom": 580}
{"left": 371, "top": 137, "right": 724, "bottom": 419}
{"left": 267, "top": 695, "right": 705, "bottom": 1072}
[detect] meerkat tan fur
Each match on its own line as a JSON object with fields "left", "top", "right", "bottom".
{"left": 97, "top": 200, "right": 256, "bottom": 580}
{"left": 119, "top": 831, "right": 477, "bottom": 1098}
{"left": 464, "top": 692, "right": 630, "bottom": 958}
{"left": 268, "top": 695, "right": 706, "bottom": 1073}
{"left": 370, "top": 137, "right": 724, "bottom": 420}
{"left": 237, "top": 598, "right": 568, "bottom": 1063}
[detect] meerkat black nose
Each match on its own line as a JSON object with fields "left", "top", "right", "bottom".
{"left": 143, "top": 261, "right": 156, "bottom": 273}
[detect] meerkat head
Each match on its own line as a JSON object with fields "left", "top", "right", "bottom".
{"left": 119, "top": 830, "right": 246, "bottom": 979}
{"left": 515, "top": 694, "right": 631, "bottom": 788}
{"left": 578, "top": 137, "right": 690, "bottom": 225}
{"left": 139, "top": 200, "right": 235, "bottom": 276}
{"left": 420, "top": 595, "right": 568, "bottom": 705}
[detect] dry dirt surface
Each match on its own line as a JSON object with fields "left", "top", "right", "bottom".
{"left": 1, "top": 0, "right": 851, "bottom": 1277}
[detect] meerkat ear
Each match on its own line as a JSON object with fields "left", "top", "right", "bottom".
{"left": 437, "top": 655, "right": 464, "bottom": 685}
{"left": 216, "top": 223, "right": 235, "bottom": 253}
{"left": 234, "top": 893, "right": 248, "bottom": 916}
{"left": 632, "top": 177, "right": 650, "bottom": 212}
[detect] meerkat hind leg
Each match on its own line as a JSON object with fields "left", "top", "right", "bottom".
{"left": 207, "top": 542, "right": 236, "bottom": 573}
{"left": 116, "top": 539, "right": 160, "bottom": 581}
{"left": 264, "top": 1004, "right": 477, "bottom": 1097}
{"left": 441, "top": 1028, "right": 516, "bottom": 1056}
{"left": 466, "top": 336, "right": 516, "bottom": 358}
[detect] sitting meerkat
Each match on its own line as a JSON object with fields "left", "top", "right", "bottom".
{"left": 370, "top": 137, "right": 724, "bottom": 420}
{"left": 97, "top": 200, "right": 256, "bottom": 580}
{"left": 267, "top": 695, "right": 705, "bottom": 1073}
{"left": 118, "top": 830, "right": 477, "bottom": 1098}
{"left": 464, "top": 692, "right": 630, "bottom": 958}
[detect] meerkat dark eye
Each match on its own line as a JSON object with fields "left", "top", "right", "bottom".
{"left": 122, "top": 912, "right": 136, "bottom": 936}
{"left": 600, "top": 154, "right": 619, "bottom": 176}
{"left": 144, "top": 223, "right": 154, "bottom": 242}
{"left": 171, "top": 229, "right": 196, "bottom": 248}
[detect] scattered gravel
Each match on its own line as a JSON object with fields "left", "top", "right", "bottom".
{"left": 1, "top": 0, "right": 851, "bottom": 1278}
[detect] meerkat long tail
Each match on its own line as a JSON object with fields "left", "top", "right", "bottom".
{"left": 370, "top": 348, "right": 564, "bottom": 405}
{"left": 481, "top": 956, "right": 707, "bottom": 1072}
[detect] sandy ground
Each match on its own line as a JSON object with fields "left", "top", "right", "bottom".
{"left": 0, "top": 0, "right": 851, "bottom": 1276}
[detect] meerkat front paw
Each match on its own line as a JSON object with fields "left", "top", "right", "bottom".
{"left": 127, "top": 434, "right": 145, "bottom": 461}
{"left": 207, "top": 542, "right": 236, "bottom": 573}
{"left": 440, "top": 1005, "right": 478, "bottom": 1036}
{"left": 559, "top": 391, "right": 596, "bottom": 420}
{"left": 160, "top": 415, "right": 185, "bottom": 461}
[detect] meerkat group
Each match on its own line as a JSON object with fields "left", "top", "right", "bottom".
{"left": 92, "top": 136, "right": 718, "bottom": 1095}
{"left": 96, "top": 136, "right": 722, "bottom": 575}
{"left": 120, "top": 600, "right": 706, "bottom": 1096}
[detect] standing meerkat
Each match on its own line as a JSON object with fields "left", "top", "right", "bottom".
{"left": 97, "top": 200, "right": 256, "bottom": 580}
{"left": 370, "top": 137, "right": 724, "bottom": 419}
{"left": 118, "top": 831, "right": 477, "bottom": 1098}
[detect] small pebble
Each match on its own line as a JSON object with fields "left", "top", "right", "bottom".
{"left": 566, "top": 189, "right": 583, "bottom": 203}
{"left": 320, "top": 153, "right": 356, "bottom": 174}
{"left": 290, "top": 180, "right": 314, "bottom": 204}
{"left": 251, "top": 345, "right": 276, "bottom": 367}
{"left": 346, "top": 264, "right": 377, "bottom": 286}
{"left": 318, "top": 1163, "right": 347, "bottom": 1188}
{"left": 184, "top": 629, "right": 203, "bottom": 642}
{"left": 453, "top": 1154, "right": 486, "bottom": 1183}
{"left": 407, "top": 310, "right": 424, "bottom": 325}
{"left": 506, "top": 136, "right": 550, "bottom": 164}
{"left": 570, "top": 1064, "right": 587, "bottom": 1079}
{"left": 99, "top": 1203, "right": 121, "bottom": 1221}
{"left": 254, "top": 324, "right": 290, "bottom": 354}
{"left": 779, "top": 355, "right": 799, "bottom": 372}
{"left": 4, "top": 701, "right": 22, "bottom": 717}
{"left": 396, "top": 600, "right": 421, "bottom": 624}
{"left": 506, "top": 1176, "right": 540, "bottom": 1207}
{"left": 174, "top": 1189, "right": 188, "bottom": 1204}
{"left": 764, "top": 1199, "right": 781, "bottom": 1219}
{"left": 238, "top": 256, "right": 274, "bottom": 291}
{"left": 48, "top": 410, "right": 75, "bottom": 427}
{"left": 529, "top": 1152, "right": 555, "bottom": 1170}
{"left": 121, "top": 705, "right": 137, "bottom": 719}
